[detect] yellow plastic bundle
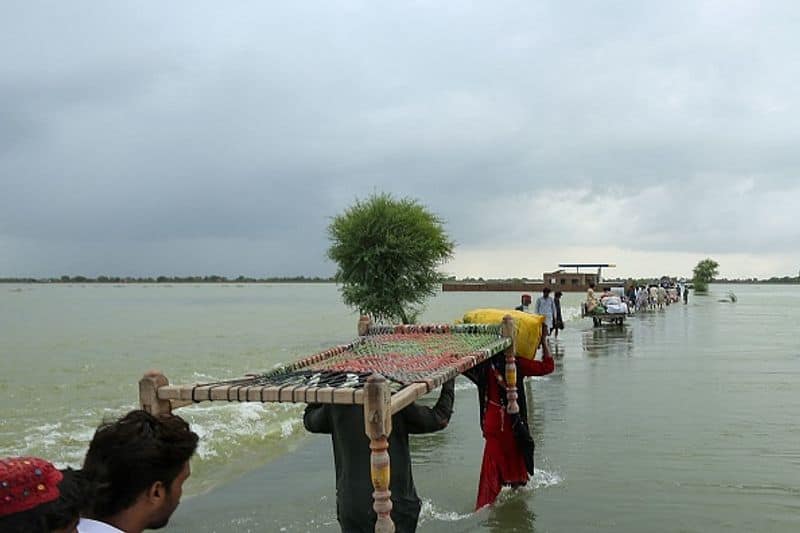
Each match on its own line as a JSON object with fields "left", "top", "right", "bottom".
{"left": 460, "top": 308, "right": 544, "bottom": 359}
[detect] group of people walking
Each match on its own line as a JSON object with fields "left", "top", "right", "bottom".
{"left": 586, "top": 280, "right": 689, "bottom": 316}
{"left": 630, "top": 282, "right": 688, "bottom": 311}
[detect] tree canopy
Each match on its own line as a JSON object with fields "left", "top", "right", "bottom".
{"left": 327, "top": 193, "right": 454, "bottom": 324}
{"left": 692, "top": 258, "right": 719, "bottom": 292}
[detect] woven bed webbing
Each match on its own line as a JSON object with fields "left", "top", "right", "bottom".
{"left": 185, "top": 323, "right": 510, "bottom": 400}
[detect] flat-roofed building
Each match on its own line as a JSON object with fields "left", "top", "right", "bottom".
{"left": 442, "top": 263, "right": 616, "bottom": 292}
{"left": 542, "top": 269, "right": 599, "bottom": 290}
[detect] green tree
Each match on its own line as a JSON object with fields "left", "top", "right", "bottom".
{"left": 692, "top": 258, "right": 719, "bottom": 293}
{"left": 328, "top": 193, "right": 454, "bottom": 324}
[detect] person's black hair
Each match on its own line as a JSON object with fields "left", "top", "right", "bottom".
{"left": 543, "top": 287, "right": 551, "bottom": 293}
{"left": 554, "top": 291, "right": 562, "bottom": 298}
{"left": 44, "top": 468, "right": 89, "bottom": 531}
{"left": 589, "top": 282, "right": 595, "bottom": 289}
{"left": 0, "top": 508, "right": 48, "bottom": 533}
{"left": 82, "top": 410, "right": 199, "bottom": 520}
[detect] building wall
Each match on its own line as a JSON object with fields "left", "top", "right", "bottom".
{"left": 442, "top": 271, "right": 607, "bottom": 292}
{"left": 542, "top": 271, "right": 599, "bottom": 290}
{"left": 441, "top": 282, "right": 546, "bottom": 292}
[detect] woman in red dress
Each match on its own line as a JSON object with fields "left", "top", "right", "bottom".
{"left": 465, "top": 337, "right": 555, "bottom": 509}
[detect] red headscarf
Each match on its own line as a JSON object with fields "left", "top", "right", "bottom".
{"left": 0, "top": 457, "right": 62, "bottom": 517}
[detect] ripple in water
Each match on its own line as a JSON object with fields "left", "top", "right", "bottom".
{"left": 418, "top": 499, "right": 473, "bottom": 523}
{"left": 419, "top": 468, "right": 562, "bottom": 525}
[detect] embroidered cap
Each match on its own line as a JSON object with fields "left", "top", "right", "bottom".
{"left": 0, "top": 457, "right": 62, "bottom": 517}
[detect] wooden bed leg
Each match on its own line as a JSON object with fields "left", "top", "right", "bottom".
{"left": 139, "top": 370, "right": 172, "bottom": 416}
{"left": 502, "top": 315, "right": 519, "bottom": 414}
{"left": 364, "top": 374, "right": 394, "bottom": 533}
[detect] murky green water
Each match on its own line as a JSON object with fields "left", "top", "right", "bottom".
{"left": 1, "top": 284, "right": 798, "bottom": 531}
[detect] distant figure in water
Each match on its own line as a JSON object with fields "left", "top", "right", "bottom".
{"left": 636, "top": 286, "right": 649, "bottom": 311}
{"left": 552, "top": 291, "right": 565, "bottom": 339}
{"left": 683, "top": 286, "right": 689, "bottom": 304}
{"left": 657, "top": 286, "right": 667, "bottom": 309}
{"left": 649, "top": 285, "right": 659, "bottom": 309}
{"left": 718, "top": 291, "right": 737, "bottom": 303}
{"left": 515, "top": 293, "right": 532, "bottom": 313}
{"left": 586, "top": 282, "right": 599, "bottom": 313}
{"left": 535, "top": 287, "right": 557, "bottom": 337}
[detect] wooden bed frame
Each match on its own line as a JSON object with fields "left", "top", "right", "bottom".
{"left": 138, "top": 315, "right": 519, "bottom": 533}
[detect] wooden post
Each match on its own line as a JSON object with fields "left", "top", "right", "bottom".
{"left": 364, "top": 374, "right": 394, "bottom": 533}
{"left": 139, "top": 370, "right": 172, "bottom": 416}
{"left": 502, "top": 315, "right": 519, "bottom": 415}
{"left": 358, "top": 315, "right": 372, "bottom": 336}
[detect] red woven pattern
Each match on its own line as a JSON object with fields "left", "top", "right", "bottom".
{"left": 302, "top": 331, "right": 509, "bottom": 385}
{"left": 185, "top": 326, "right": 511, "bottom": 399}
{"left": 321, "top": 353, "right": 460, "bottom": 374}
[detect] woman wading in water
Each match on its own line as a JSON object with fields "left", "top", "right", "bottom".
{"left": 464, "top": 328, "right": 554, "bottom": 509}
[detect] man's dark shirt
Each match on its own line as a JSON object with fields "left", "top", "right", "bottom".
{"left": 303, "top": 381, "right": 455, "bottom": 533}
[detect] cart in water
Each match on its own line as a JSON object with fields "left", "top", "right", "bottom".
{"left": 581, "top": 302, "right": 628, "bottom": 326}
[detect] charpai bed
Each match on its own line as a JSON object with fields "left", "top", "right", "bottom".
{"left": 138, "top": 315, "right": 522, "bottom": 533}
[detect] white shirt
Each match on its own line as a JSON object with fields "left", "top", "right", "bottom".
{"left": 534, "top": 296, "right": 557, "bottom": 328}
{"left": 78, "top": 518, "right": 126, "bottom": 533}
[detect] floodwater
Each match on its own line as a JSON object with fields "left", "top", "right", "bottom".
{"left": 1, "top": 283, "right": 798, "bottom": 532}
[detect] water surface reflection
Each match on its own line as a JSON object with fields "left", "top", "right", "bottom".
{"left": 484, "top": 494, "right": 536, "bottom": 532}
{"left": 581, "top": 325, "right": 634, "bottom": 357}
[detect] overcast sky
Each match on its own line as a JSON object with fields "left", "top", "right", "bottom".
{"left": 2, "top": 1, "right": 799, "bottom": 279}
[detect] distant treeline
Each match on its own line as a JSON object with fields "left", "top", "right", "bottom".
{"left": 4, "top": 274, "right": 799, "bottom": 285}
{"left": 443, "top": 276, "right": 551, "bottom": 283}
{"left": 444, "top": 276, "right": 676, "bottom": 285}
{"left": 443, "top": 275, "right": 800, "bottom": 285}
{"left": 0, "top": 275, "right": 335, "bottom": 284}
{"left": 713, "top": 277, "right": 800, "bottom": 284}
{"left": 601, "top": 277, "right": 799, "bottom": 285}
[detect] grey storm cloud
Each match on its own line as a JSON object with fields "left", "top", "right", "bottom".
{"left": 2, "top": 1, "right": 800, "bottom": 277}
